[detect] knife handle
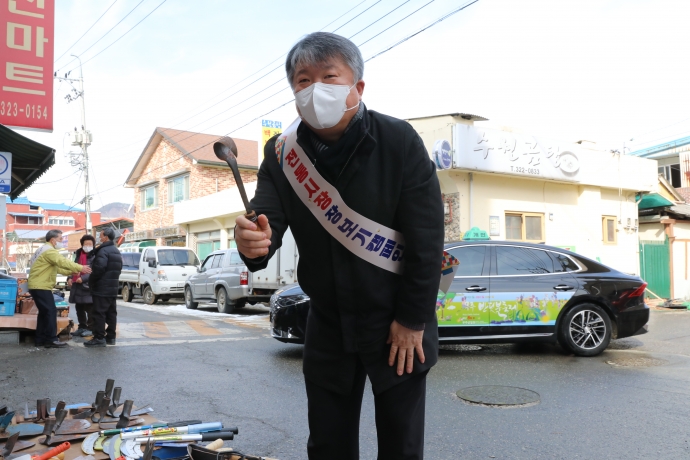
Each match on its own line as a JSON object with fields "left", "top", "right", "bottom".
{"left": 33, "top": 442, "right": 70, "bottom": 460}
{"left": 245, "top": 211, "right": 258, "bottom": 223}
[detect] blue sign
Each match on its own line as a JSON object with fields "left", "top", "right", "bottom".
{"left": 262, "top": 120, "right": 282, "bottom": 129}
{"left": 433, "top": 140, "right": 452, "bottom": 170}
{"left": 0, "top": 152, "right": 11, "bottom": 194}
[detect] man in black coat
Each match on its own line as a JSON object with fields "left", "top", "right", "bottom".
{"left": 84, "top": 227, "right": 123, "bottom": 348}
{"left": 236, "top": 33, "right": 444, "bottom": 459}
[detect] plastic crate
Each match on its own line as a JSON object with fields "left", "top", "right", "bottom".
{"left": 0, "top": 274, "right": 18, "bottom": 316}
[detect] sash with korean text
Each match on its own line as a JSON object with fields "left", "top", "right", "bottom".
{"left": 275, "top": 118, "right": 405, "bottom": 275}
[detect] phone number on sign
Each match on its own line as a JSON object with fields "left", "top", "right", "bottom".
{"left": 510, "top": 166, "right": 540, "bottom": 175}
{"left": 1, "top": 101, "right": 49, "bottom": 120}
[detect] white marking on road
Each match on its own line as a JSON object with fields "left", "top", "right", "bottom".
{"left": 68, "top": 336, "right": 260, "bottom": 347}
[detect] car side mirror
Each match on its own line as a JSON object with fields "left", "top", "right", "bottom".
{"left": 196, "top": 266, "right": 202, "bottom": 273}
{"left": 148, "top": 260, "right": 156, "bottom": 268}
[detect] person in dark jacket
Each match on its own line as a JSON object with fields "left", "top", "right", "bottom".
{"left": 235, "top": 33, "right": 444, "bottom": 459}
{"left": 84, "top": 227, "right": 123, "bottom": 347}
{"left": 68, "top": 234, "right": 96, "bottom": 337}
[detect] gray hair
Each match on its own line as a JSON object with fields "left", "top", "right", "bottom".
{"left": 45, "top": 229, "right": 62, "bottom": 242}
{"left": 102, "top": 227, "right": 116, "bottom": 241}
{"left": 286, "top": 32, "right": 364, "bottom": 88}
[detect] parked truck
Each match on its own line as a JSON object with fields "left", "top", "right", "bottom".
{"left": 184, "top": 229, "right": 299, "bottom": 314}
{"left": 119, "top": 246, "right": 200, "bottom": 304}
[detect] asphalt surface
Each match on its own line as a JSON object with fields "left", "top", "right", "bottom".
{"left": 1, "top": 299, "right": 689, "bottom": 459}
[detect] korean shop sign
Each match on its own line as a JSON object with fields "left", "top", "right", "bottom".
{"left": 1, "top": 0, "right": 55, "bottom": 132}
{"left": 454, "top": 125, "right": 582, "bottom": 182}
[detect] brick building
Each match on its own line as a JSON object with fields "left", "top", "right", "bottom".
{"left": 124, "top": 127, "right": 258, "bottom": 248}
{"left": 3, "top": 196, "right": 102, "bottom": 270}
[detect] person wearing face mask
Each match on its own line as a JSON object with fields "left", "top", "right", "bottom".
{"left": 235, "top": 33, "right": 444, "bottom": 459}
{"left": 27, "top": 229, "right": 92, "bottom": 348}
{"left": 67, "top": 234, "right": 97, "bottom": 338}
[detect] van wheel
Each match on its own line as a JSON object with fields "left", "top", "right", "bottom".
{"left": 558, "top": 303, "right": 611, "bottom": 357}
{"left": 121, "top": 284, "right": 134, "bottom": 302}
{"left": 185, "top": 287, "right": 198, "bottom": 309}
{"left": 216, "top": 287, "right": 236, "bottom": 314}
{"left": 143, "top": 286, "right": 158, "bottom": 305}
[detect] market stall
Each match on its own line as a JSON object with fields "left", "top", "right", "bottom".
{"left": 0, "top": 123, "right": 58, "bottom": 338}
{"left": 0, "top": 379, "right": 274, "bottom": 460}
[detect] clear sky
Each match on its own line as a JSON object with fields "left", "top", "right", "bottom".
{"left": 14, "top": 0, "right": 690, "bottom": 208}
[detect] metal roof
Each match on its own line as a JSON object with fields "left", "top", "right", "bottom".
{"left": 629, "top": 135, "right": 690, "bottom": 157}
{"left": 4, "top": 195, "right": 84, "bottom": 212}
{"left": 12, "top": 229, "right": 50, "bottom": 240}
{"left": 0, "top": 124, "right": 55, "bottom": 199}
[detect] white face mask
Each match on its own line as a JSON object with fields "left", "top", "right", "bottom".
{"left": 83, "top": 246, "right": 93, "bottom": 253}
{"left": 53, "top": 240, "right": 64, "bottom": 249}
{"left": 294, "top": 82, "right": 360, "bottom": 129}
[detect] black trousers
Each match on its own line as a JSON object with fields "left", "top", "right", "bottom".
{"left": 75, "top": 303, "right": 93, "bottom": 330}
{"left": 92, "top": 296, "right": 117, "bottom": 340}
{"left": 29, "top": 289, "right": 58, "bottom": 345}
{"left": 305, "top": 358, "right": 428, "bottom": 460}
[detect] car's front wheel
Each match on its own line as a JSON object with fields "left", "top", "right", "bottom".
{"left": 559, "top": 303, "right": 612, "bottom": 356}
{"left": 143, "top": 285, "right": 158, "bottom": 305}
{"left": 216, "top": 287, "right": 236, "bottom": 314}
{"left": 121, "top": 284, "right": 134, "bottom": 302}
{"left": 185, "top": 287, "right": 198, "bottom": 309}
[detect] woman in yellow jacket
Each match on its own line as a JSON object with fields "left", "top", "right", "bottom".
{"left": 27, "top": 230, "right": 91, "bottom": 348}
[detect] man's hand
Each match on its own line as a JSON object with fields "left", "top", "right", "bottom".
{"left": 387, "top": 320, "right": 425, "bottom": 376}
{"left": 81, "top": 266, "right": 92, "bottom": 274}
{"left": 67, "top": 279, "right": 73, "bottom": 287}
{"left": 235, "top": 214, "right": 272, "bottom": 259}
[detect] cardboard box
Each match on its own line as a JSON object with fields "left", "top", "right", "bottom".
{"left": 18, "top": 298, "right": 38, "bottom": 315}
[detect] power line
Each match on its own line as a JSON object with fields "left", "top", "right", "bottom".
{"left": 358, "top": 0, "right": 438, "bottom": 47}
{"left": 365, "top": 0, "right": 479, "bottom": 58}
{"left": 54, "top": 0, "right": 120, "bottom": 63}
{"left": 69, "top": 0, "right": 168, "bottom": 71}
{"left": 57, "top": 0, "right": 147, "bottom": 73}
{"left": 348, "top": 0, "right": 411, "bottom": 40}
{"left": 91, "top": 0, "right": 481, "bottom": 198}
{"left": 332, "top": 0, "right": 382, "bottom": 33}
{"left": 116, "top": 0, "right": 446, "bottom": 156}
{"left": 34, "top": 169, "right": 80, "bottom": 185}
{"left": 91, "top": 1, "right": 378, "bottom": 160}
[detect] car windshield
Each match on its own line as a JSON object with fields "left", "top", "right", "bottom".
{"left": 157, "top": 249, "right": 199, "bottom": 266}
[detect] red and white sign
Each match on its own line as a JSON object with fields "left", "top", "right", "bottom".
{"left": 0, "top": 0, "right": 54, "bottom": 132}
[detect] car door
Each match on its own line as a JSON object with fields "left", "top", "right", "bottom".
{"left": 207, "top": 252, "right": 225, "bottom": 296}
{"left": 193, "top": 255, "right": 214, "bottom": 297}
{"left": 142, "top": 249, "right": 157, "bottom": 279}
{"left": 489, "top": 244, "right": 579, "bottom": 337}
{"left": 438, "top": 244, "right": 491, "bottom": 341}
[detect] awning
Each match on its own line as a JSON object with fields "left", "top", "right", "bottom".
{"left": 9, "top": 212, "right": 44, "bottom": 217}
{"left": 0, "top": 123, "right": 56, "bottom": 200}
{"left": 638, "top": 193, "right": 674, "bottom": 210}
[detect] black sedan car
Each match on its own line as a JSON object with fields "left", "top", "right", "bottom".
{"left": 270, "top": 241, "right": 649, "bottom": 356}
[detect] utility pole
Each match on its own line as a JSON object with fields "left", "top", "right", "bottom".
{"left": 55, "top": 56, "right": 93, "bottom": 234}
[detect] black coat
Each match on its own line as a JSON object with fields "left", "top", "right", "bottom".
{"left": 90, "top": 241, "right": 123, "bottom": 298}
{"left": 68, "top": 249, "right": 95, "bottom": 304}
{"left": 243, "top": 108, "right": 444, "bottom": 395}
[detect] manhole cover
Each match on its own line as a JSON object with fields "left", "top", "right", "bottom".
{"left": 440, "top": 344, "right": 482, "bottom": 352}
{"left": 606, "top": 357, "right": 668, "bottom": 368}
{"left": 456, "top": 385, "right": 540, "bottom": 407}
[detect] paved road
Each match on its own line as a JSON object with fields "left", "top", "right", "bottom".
{"left": 1, "top": 300, "right": 689, "bottom": 459}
